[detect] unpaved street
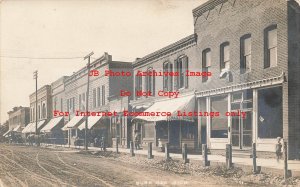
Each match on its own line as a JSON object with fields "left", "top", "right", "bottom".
{"left": 0, "top": 145, "right": 236, "bottom": 187}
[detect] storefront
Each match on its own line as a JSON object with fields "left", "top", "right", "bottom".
{"left": 133, "top": 94, "right": 197, "bottom": 151}
{"left": 196, "top": 74, "right": 285, "bottom": 153}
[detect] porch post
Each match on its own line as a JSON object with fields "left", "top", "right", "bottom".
{"left": 206, "top": 97, "right": 210, "bottom": 147}
{"left": 197, "top": 98, "right": 201, "bottom": 151}
{"left": 228, "top": 93, "right": 232, "bottom": 145}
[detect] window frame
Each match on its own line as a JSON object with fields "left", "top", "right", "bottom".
{"left": 264, "top": 24, "right": 278, "bottom": 68}
{"left": 220, "top": 42, "right": 230, "bottom": 71}
{"left": 240, "top": 34, "right": 252, "bottom": 74}
{"left": 202, "top": 48, "right": 211, "bottom": 82}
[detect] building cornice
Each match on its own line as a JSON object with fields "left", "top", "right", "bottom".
{"left": 192, "top": 0, "right": 228, "bottom": 18}
{"left": 195, "top": 72, "right": 285, "bottom": 98}
{"left": 133, "top": 34, "right": 197, "bottom": 68}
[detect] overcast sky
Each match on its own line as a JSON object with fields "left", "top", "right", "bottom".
{"left": 0, "top": 0, "right": 207, "bottom": 123}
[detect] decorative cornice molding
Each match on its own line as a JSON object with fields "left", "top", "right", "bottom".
{"left": 195, "top": 72, "right": 285, "bottom": 98}
{"left": 192, "top": 0, "right": 228, "bottom": 18}
{"left": 133, "top": 34, "right": 197, "bottom": 68}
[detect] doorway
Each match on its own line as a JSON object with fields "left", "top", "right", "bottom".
{"left": 231, "top": 90, "right": 253, "bottom": 149}
{"left": 231, "top": 110, "right": 252, "bottom": 149}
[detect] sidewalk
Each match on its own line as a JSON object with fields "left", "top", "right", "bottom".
{"left": 43, "top": 144, "right": 300, "bottom": 177}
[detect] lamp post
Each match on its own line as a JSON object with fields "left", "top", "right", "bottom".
{"left": 84, "top": 52, "right": 94, "bottom": 150}
{"left": 33, "top": 70, "right": 39, "bottom": 146}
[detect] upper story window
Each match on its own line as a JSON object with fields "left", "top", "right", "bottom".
{"left": 241, "top": 34, "right": 252, "bottom": 73}
{"left": 220, "top": 42, "right": 230, "bottom": 71}
{"left": 42, "top": 103, "right": 46, "bottom": 119}
{"left": 97, "top": 87, "right": 101, "bottom": 107}
{"left": 60, "top": 98, "right": 63, "bottom": 111}
{"left": 93, "top": 88, "right": 96, "bottom": 108}
{"left": 53, "top": 97, "right": 57, "bottom": 110}
{"left": 176, "top": 56, "right": 188, "bottom": 89}
{"left": 202, "top": 48, "right": 211, "bottom": 82}
{"left": 135, "top": 74, "right": 142, "bottom": 99}
{"left": 163, "top": 62, "right": 173, "bottom": 91}
{"left": 264, "top": 25, "right": 277, "bottom": 68}
{"left": 146, "top": 67, "right": 155, "bottom": 96}
{"left": 102, "top": 85, "right": 106, "bottom": 105}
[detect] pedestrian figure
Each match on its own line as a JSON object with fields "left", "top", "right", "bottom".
{"left": 276, "top": 137, "right": 282, "bottom": 162}
{"left": 134, "top": 130, "right": 140, "bottom": 150}
{"left": 100, "top": 136, "right": 106, "bottom": 151}
{"left": 94, "top": 137, "right": 98, "bottom": 147}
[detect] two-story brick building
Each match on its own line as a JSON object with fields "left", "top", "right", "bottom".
{"left": 62, "top": 52, "right": 132, "bottom": 147}
{"left": 192, "top": 0, "right": 300, "bottom": 159}
{"left": 39, "top": 76, "right": 69, "bottom": 143}
{"left": 5, "top": 106, "right": 30, "bottom": 138}
{"left": 131, "top": 0, "right": 300, "bottom": 159}
{"left": 130, "top": 34, "right": 200, "bottom": 150}
{"left": 23, "top": 85, "right": 52, "bottom": 135}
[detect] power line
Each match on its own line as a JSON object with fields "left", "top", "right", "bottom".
{"left": 0, "top": 55, "right": 85, "bottom": 60}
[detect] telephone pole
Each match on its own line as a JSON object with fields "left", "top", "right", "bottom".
{"left": 84, "top": 52, "right": 94, "bottom": 150}
{"left": 33, "top": 70, "right": 39, "bottom": 146}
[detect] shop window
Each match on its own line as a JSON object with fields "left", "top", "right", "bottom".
{"left": 182, "top": 123, "right": 196, "bottom": 139}
{"left": 202, "top": 49, "right": 211, "bottom": 82}
{"left": 240, "top": 34, "right": 251, "bottom": 73}
{"left": 220, "top": 42, "right": 230, "bottom": 70}
{"left": 258, "top": 86, "right": 282, "bottom": 138}
{"left": 211, "top": 95, "right": 228, "bottom": 138}
{"left": 264, "top": 25, "right": 277, "bottom": 68}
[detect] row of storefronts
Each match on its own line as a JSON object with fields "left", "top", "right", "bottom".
{"left": 3, "top": 0, "right": 300, "bottom": 159}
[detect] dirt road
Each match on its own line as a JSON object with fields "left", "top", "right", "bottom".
{"left": 0, "top": 145, "right": 240, "bottom": 187}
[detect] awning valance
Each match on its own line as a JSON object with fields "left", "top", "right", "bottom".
{"left": 13, "top": 125, "right": 21, "bottom": 132}
{"left": 22, "top": 123, "right": 34, "bottom": 133}
{"left": 77, "top": 116, "right": 103, "bottom": 130}
{"left": 22, "top": 120, "right": 46, "bottom": 133}
{"left": 41, "top": 117, "right": 63, "bottom": 133}
{"left": 134, "top": 95, "right": 195, "bottom": 122}
{"left": 62, "top": 116, "right": 84, "bottom": 131}
{"left": 3, "top": 130, "right": 11, "bottom": 137}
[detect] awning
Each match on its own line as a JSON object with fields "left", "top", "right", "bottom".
{"left": 22, "top": 123, "right": 35, "bottom": 133}
{"left": 134, "top": 95, "right": 195, "bottom": 122}
{"left": 12, "top": 125, "right": 21, "bottom": 132}
{"left": 40, "top": 117, "right": 63, "bottom": 133}
{"left": 22, "top": 120, "right": 46, "bottom": 133}
{"left": 3, "top": 130, "right": 11, "bottom": 137}
{"left": 61, "top": 116, "right": 84, "bottom": 131}
{"left": 77, "top": 116, "right": 103, "bottom": 130}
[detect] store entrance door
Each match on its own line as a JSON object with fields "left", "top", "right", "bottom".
{"left": 232, "top": 110, "right": 252, "bottom": 149}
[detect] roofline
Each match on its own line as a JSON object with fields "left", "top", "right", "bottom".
{"left": 192, "top": 0, "right": 228, "bottom": 17}
{"left": 133, "top": 34, "right": 197, "bottom": 67}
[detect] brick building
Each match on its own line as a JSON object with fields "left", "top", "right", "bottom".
{"left": 39, "top": 76, "right": 69, "bottom": 143}
{"left": 4, "top": 107, "right": 30, "bottom": 138}
{"left": 62, "top": 52, "right": 132, "bottom": 147}
{"left": 192, "top": 0, "right": 300, "bottom": 159}
{"left": 131, "top": 0, "right": 300, "bottom": 159}
{"left": 130, "top": 34, "right": 200, "bottom": 150}
{"left": 23, "top": 85, "right": 52, "bottom": 135}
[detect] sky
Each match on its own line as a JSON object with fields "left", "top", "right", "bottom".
{"left": 0, "top": 0, "right": 207, "bottom": 123}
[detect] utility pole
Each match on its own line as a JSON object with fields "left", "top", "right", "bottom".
{"left": 33, "top": 70, "right": 39, "bottom": 146}
{"left": 84, "top": 52, "right": 94, "bottom": 151}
